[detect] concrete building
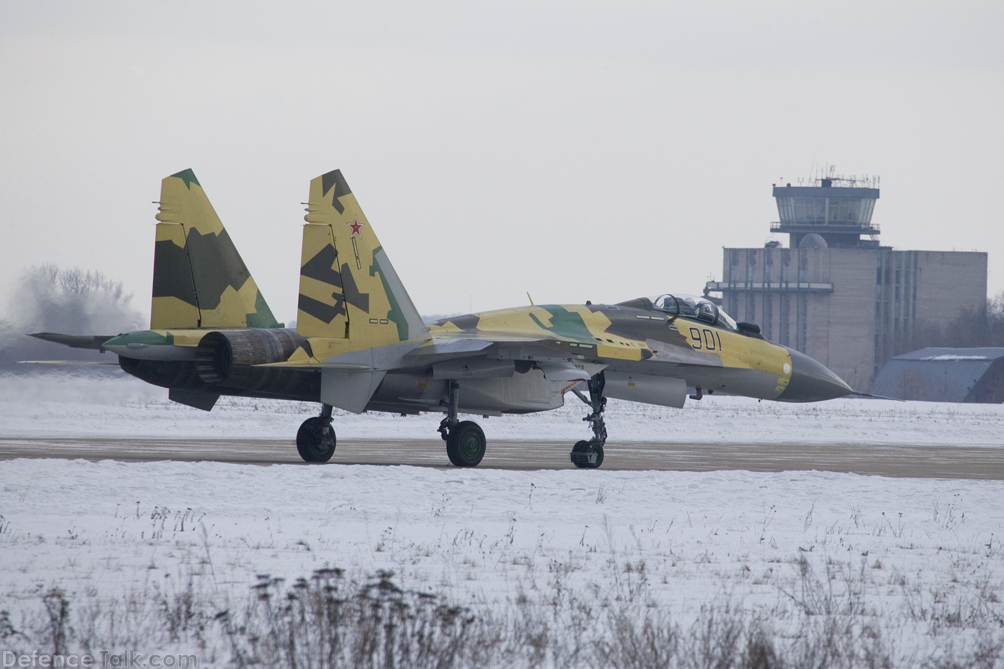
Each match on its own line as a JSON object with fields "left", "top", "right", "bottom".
{"left": 705, "top": 175, "right": 987, "bottom": 391}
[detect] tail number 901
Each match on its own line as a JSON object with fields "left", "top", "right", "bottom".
{"left": 689, "top": 327, "right": 723, "bottom": 352}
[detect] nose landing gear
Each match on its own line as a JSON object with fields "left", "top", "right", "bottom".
{"left": 296, "top": 403, "right": 336, "bottom": 463}
{"left": 570, "top": 373, "right": 607, "bottom": 469}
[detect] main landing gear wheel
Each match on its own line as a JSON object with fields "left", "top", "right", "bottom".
{"left": 297, "top": 405, "right": 336, "bottom": 463}
{"left": 571, "top": 440, "right": 604, "bottom": 469}
{"left": 446, "top": 421, "right": 486, "bottom": 467}
{"left": 438, "top": 380, "right": 487, "bottom": 468}
{"left": 570, "top": 372, "right": 608, "bottom": 469}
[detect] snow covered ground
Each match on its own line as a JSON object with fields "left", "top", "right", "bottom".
{"left": 1, "top": 373, "right": 1004, "bottom": 666}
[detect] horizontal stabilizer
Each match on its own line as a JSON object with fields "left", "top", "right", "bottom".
{"left": 29, "top": 332, "right": 115, "bottom": 350}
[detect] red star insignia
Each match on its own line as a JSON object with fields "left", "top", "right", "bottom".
{"left": 348, "top": 217, "right": 364, "bottom": 238}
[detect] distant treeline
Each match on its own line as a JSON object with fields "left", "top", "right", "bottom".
{"left": 893, "top": 291, "right": 1004, "bottom": 355}
{"left": 0, "top": 264, "right": 143, "bottom": 373}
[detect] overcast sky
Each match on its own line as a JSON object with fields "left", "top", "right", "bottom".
{"left": 2, "top": 1, "right": 1002, "bottom": 325}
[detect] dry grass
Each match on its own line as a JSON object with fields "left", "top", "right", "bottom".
{"left": 3, "top": 561, "right": 1003, "bottom": 669}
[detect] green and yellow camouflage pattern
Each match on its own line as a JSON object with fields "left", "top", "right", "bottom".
{"left": 151, "top": 169, "right": 280, "bottom": 330}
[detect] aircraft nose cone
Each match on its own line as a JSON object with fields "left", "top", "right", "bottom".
{"left": 779, "top": 348, "right": 853, "bottom": 402}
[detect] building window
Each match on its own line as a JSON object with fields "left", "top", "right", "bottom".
{"left": 827, "top": 198, "right": 861, "bottom": 224}
{"left": 861, "top": 199, "right": 875, "bottom": 224}
{"left": 779, "top": 197, "right": 827, "bottom": 224}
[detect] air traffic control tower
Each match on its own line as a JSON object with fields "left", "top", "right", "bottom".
{"left": 706, "top": 171, "right": 986, "bottom": 391}
{"left": 771, "top": 177, "right": 880, "bottom": 249}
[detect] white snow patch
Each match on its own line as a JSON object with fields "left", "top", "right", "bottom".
{"left": 2, "top": 374, "right": 1004, "bottom": 664}
{"left": 1, "top": 458, "right": 1002, "bottom": 663}
{"left": 921, "top": 355, "right": 990, "bottom": 361}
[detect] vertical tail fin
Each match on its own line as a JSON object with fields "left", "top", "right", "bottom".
{"left": 296, "top": 169, "right": 427, "bottom": 345}
{"left": 151, "top": 169, "right": 280, "bottom": 330}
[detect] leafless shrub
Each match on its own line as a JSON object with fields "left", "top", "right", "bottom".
{"left": 42, "top": 588, "right": 70, "bottom": 657}
{"left": 3, "top": 564, "right": 1004, "bottom": 668}
{"left": 594, "top": 608, "right": 679, "bottom": 669}
{"left": 778, "top": 555, "right": 869, "bottom": 618}
{"left": 220, "top": 569, "right": 493, "bottom": 669}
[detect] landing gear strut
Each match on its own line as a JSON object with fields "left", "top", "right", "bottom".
{"left": 297, "top": 403, "right": 336, "bottom": 463}
{"left": 570, "top": 372, "right": 606, "bottom": 469}
{"left": 439, "top": 381, "right": 486, "bottom": 467}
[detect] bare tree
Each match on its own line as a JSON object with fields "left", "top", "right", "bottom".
{"left": 894, "top": 291, "right": 1004, "bottom": 355}
{"left": 0, "top": 264, "right": 144, "bottom": 372}
{"left": 4, "top": 264, "right": 143, "bottom": 335}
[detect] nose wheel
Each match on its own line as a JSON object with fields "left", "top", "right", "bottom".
{"left": 438, "top": 381, "right": 486, "bottom": 467}
{"left": 571, "top": 439, "right": 604, "bottom": 468}
{"left": 297, "top": 404, "right": 336, "bottom": 463}
{"left": 570, "top": 372, "right": 607, "bottom": 469}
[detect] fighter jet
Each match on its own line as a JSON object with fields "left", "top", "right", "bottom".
{"left": 30, "top": 168, "right": 853, "bottom": 468}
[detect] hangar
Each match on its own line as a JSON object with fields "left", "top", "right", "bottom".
{"left": 870, "top": 347, "right": 1004, "bottom": 403}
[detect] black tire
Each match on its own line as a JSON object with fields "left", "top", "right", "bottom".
{"left": 571, "top": 440, "right": 604, "bottom": 469}
{"left": 296, "top": 417, "right": 336, "bottom": 463}
{"left": 446, "top": 421, "right": 486, "bottom": 467}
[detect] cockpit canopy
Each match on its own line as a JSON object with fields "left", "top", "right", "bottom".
{"left": 648, "top": 294, "right": 738, "bottom": 331}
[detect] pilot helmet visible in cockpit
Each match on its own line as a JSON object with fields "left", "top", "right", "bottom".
{"left": 695, "top": 301, "right": 717, "bottom": 324}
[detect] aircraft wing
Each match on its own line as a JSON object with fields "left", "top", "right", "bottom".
{"left": 19, "top": 332, "right": 120, "bottom": 365}
{"left": 29, "top": 332, "right": 116, "bottom": 350}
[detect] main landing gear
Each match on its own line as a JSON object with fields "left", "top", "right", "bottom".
{"left": 438, "top": 381, "right": 486, "bottom": 467}
{"left": 297, "top": 403, "right": 336, "bottom": 463}
{"left": 570, "top": 372, "right": 607, "bottom": 469}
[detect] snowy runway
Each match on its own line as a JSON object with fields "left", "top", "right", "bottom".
{"left": 2, "top": 437, "right": 1004, "bottom": 479}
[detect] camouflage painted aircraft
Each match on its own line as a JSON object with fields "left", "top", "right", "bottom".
{"left": 31, "top": 168, "right": 853, "bottom": 468}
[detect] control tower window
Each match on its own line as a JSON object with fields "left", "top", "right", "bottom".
{"left": 828, "top": 198, "right": 862, "bottom": 224}
{"left": 777, "top": 197, "right": 795, "bottom": 223}
{"left": 861, "top": 199, "right": 875, "bottom": 224}
{"left": 782, "top": 197, "right": 826, "bottom": 223}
